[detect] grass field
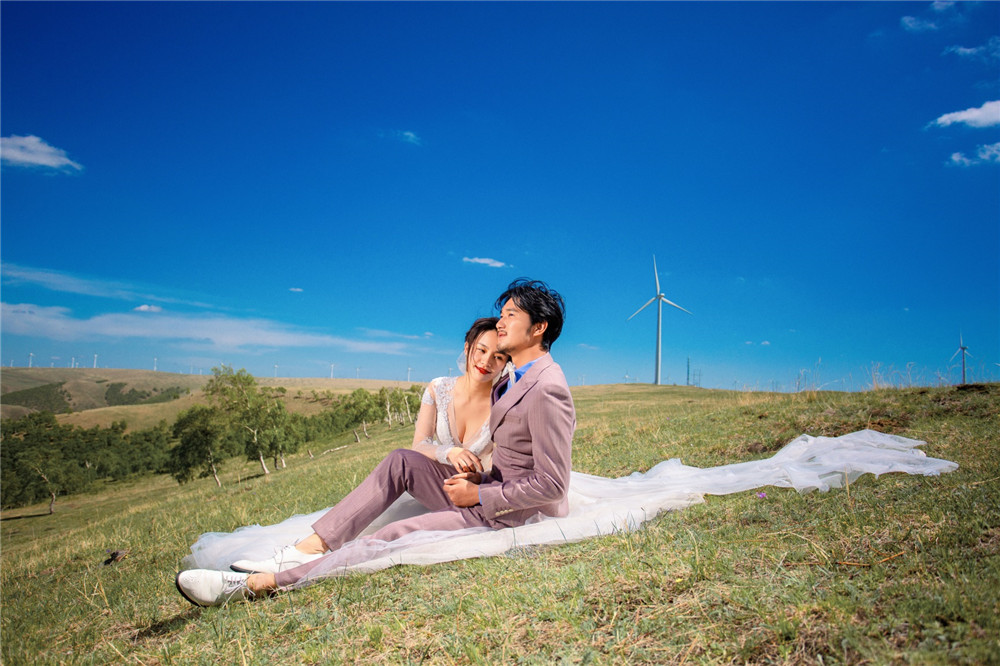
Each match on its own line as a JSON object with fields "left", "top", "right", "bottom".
{"left": 1, "top": 383, "right": 997, "bottom": 664}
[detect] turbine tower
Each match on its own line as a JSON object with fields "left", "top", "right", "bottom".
{"left": 951, "top": 334, "right": 972, "bottom": 385}
{"left": 628, "top": 256, "right": 691, "bottom": 385}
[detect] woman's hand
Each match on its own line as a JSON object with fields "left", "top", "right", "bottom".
{"left": 447, "top": 447, "right": 483, "bottom": 473}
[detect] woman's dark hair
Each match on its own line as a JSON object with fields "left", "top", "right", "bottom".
{"left": 463, "top": 317, "right": 503, "bottom": 369}
{"left": 493, "top": 278, "right": 566, "bottom": 351}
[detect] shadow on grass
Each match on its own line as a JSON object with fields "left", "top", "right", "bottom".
{"left": 130, "top": 608, "right": 202, "bottom": 642}
{"left": 0, "top": 512, "right": 52, "bottom": 522}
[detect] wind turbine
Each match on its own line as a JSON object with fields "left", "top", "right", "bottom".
{"left": 950, "top": 334, "right": 972, "bottom": 385}
{"left": 628, "top": 256, "right": 691, "bottom": 385}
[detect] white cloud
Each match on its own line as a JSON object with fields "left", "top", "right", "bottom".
{"left": 1, "top": 263, "right": 214, "bottom": 308}
{"left": 931, "top": 100, "right": 1000, "bottom": 128}
{"left": 358, "top": 328, "right": 434, "bottom": 341}
{"left": 949, "top": 152, "right": 973, "bottom": 166}
{"left": 396, "top": 131, "right": 422, "bottom": 146}
{"left": 944, "top": 37, "right": 1000, "bottom": 62}
{"left": 1, "top": 135, "right": 83, "bottom": 171}
{"left": 377, "top": 130, "right": 424, "bottom": 146}
{"left": 462, "top": 257, "right": 507, "bottom": 268}
{"left": 901, "top": 16, "right": 938, "bottom": 33}
{"left": 978, "top": 143, "right": 1000, "bottom": 162}
{"left": 289, "top": 287, "right": 304, "bottom": 293}
{"left": 1, "top": 302, "right": 417, "bottom": 355}
{"left": 931, "top": 1, "right": 954, "bottom": 12}
{"left": 577, "top": 343, "right": 599, "bottom": 351}
{"left": 133, "top": 304, "right": 163, "bottom": 313}
{"left": 949, "top": 142, "right": 1000, "bottom": 167}
{"left": 944, "top": 45, "right": 979, "bottom": 58}
{"left": 761, "top": 341, "right": 771, "bottom": 346}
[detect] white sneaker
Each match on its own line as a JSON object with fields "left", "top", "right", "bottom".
{"left": 230, "top": 544, "right": 323, "bottom": 574}
{"left": 175, "top": 569, "right": 256, "bottom": 607}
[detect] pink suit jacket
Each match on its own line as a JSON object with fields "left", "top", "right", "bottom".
{"left": 478, "top": 353, "right": 576, "bottom": 526}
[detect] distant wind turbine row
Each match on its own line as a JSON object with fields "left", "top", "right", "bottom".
{"left": 628, "top": 256, "right": 692, "bottom": 385}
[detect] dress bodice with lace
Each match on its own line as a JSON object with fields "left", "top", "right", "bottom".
{"left": 415, "top": 376, "right": 493, "bottom": 467}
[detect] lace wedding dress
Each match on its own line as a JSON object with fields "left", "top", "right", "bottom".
{"left": 410, "top": 376, "right": 494, "bottom": 471}
{"left": 183, "top": 381, "right": 958, "bottom": 587}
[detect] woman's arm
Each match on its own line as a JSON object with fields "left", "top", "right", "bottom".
{"left": 411, "top": 383, "right": 446, "bottom": 460}
{"left": 411, "top": 381, "right": 483, "bottom": 472}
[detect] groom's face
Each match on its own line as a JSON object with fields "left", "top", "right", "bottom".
{"left": 496, "top": 299, "right": 543, "bottom": 356}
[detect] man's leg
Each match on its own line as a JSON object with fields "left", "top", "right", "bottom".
{"left": 231, "top": 449, "right": 457, "bottom": 578}
{"left": 311, "top": 448, "right": 455, "bottom": 552}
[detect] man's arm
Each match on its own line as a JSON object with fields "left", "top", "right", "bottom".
{"left": 479, "top": 381, "right": 575, "bottom": 517}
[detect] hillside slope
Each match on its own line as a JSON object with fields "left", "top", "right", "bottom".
{"left": 1, "top": 368, "right": 421, "bottom": 429}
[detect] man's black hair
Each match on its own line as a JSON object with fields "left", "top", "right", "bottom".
{"left": 494, "top": 278, "right": 566, "bottom": 351}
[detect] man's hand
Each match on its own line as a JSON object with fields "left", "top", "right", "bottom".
{"left": 443, "top": 472, "right": 482, "bottom": 507}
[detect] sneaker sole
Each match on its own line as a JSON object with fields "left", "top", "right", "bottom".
{"left": 229, "top": 563, "right": 271, "bottom": 574}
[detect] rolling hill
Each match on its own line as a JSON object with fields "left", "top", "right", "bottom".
{"left": 1, "top": 368, "right": 420, "bottom": 431}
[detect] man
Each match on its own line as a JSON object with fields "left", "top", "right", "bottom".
{"left": 176, "top": 278, "right": 575, "bottom": 606}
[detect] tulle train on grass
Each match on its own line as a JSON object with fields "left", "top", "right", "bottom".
{"left": 182, "top": 429, "right": 957, "bottom": 587}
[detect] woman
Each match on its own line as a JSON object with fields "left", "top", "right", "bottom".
{"left": 176, "top": 317, "right": 509, "bottom": 606}
{"left": 410, "top": 316, "right": 507, "bottom": 475}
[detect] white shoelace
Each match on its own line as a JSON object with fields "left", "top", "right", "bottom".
{"left": 220, "top": 572, "right": 252, "bottom": 597}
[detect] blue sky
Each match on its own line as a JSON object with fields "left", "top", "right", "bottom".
{"left": 2, "top": 1, "right": 998, "bottom": 390}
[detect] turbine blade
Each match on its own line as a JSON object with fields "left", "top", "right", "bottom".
{"left": 950, "top": 349, "right": 961, "bottom": 362}
{"left": 652, "top": 255, "right": 660, "bottom": 294}
{"left": 627, "top": 296, "right": 657, "bottom": 320}
{"left": 658, "top": 295, "right": 692, "bottom": 315}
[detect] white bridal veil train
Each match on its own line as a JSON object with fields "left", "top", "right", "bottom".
{"left": 182, "top": 430, "right": 957, "bottom": 587}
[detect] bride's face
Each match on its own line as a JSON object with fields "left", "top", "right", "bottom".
{"left": 465, "top": 330, "right": 508, "bottom": 384}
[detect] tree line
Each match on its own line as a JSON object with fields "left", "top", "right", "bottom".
{"left": 1, "top": 366, "right": 423, "bottom": 510}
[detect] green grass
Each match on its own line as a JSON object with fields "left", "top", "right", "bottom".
{"left": 2, "top": 384, "right": 997, "bottom": 664}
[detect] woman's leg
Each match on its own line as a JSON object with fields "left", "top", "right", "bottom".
{"left": 274, "top": 505, "right": 489, "bottom": 587}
